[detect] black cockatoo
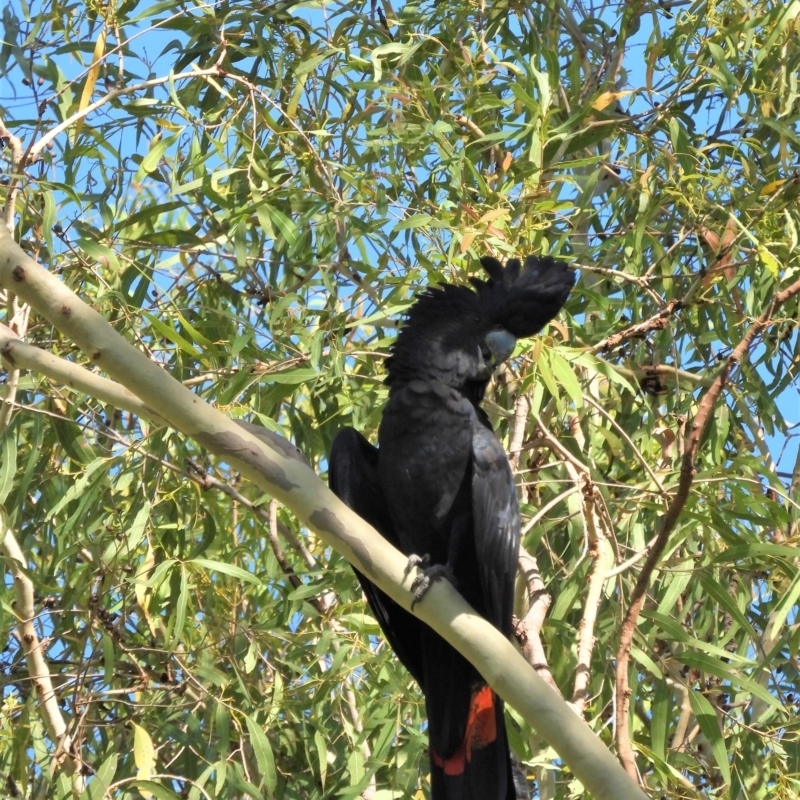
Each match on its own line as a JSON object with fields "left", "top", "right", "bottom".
{"left": 329, "top": 255, "right": 575, "bottom": 800}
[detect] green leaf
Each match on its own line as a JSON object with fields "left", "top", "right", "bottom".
{"left": 314, "top": 728, "right": 328, "bottom": 790}
{"left": 550, "top": 350, "right": 583, "bottom": 407}
{"left": 687, "top": 690, "right": 731, "bottom": 785}
{"left": 171, "top": 564, "right": 188, "bottom": 646}
{"left": 264, "top": 367, "right": 319, "bottom": 385}
{"left": 138, "top": 133, "right": 177, "bottom": 177}
{"left": 189, "top": 558, "right": 261, "bottom": 584}
{"left": 131, "top": 782, "right": 181, "bottom": 800}
{"left": 49, "top": 458, "right": 109, "bottom": 518}
{"left": 245, "top": 715, "right": 277, "bottom": 793}
{"left": 651, "top": 679, "right": 670, "bottom": 760}
{"left": 769, "top": 569, "right": 800, "bottom": 640}
{"left": 0, "top": 433, "right": 16, "bottom": 505}
{"left": 142, "top": 311, "right": 203, "bottom": 358}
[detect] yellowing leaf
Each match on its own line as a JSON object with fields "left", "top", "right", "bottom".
{"left": 591, "top": 90, "right": 632, "bottom": 111}
{"left": 135, "top": 544, "right": 158, "bottom": 637}
{"left": 459, "top": 229, "right": 476, "bottom": 254}
{"left": 757, "top": 245, "right": 780, "bottom": 278}
{"left": 646, "top": 41, "right": 662, "bottom": 93}
{"left": 287, "top": 73, "right": 308, "bottom": 120}
{"left": 133, "top": 723, "right": 156, "bottom": 797}
{"left": 74, "top": 26, "right": 107, "bottom": 142}
{"left": 478, "top": 208, "right": 509, "bottom": 225}
{"left": 760, "top": 178, "right": 787, "bottom": 196}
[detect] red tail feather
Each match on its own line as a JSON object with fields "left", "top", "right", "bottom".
{"left": 432, "top": 686, "right": 498, "bottom": 775}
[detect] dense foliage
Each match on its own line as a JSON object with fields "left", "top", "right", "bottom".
{"left": 0, "top": 1, "right": 798, "bottom": 798}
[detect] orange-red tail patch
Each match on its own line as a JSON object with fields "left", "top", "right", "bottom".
{"left": 432, "top": 685, "right": 498, "bottom": 776}
{"left": 465, "top": 685, "right": 497, "bottom": 758}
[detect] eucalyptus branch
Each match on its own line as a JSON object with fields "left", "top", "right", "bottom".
{"left": 508, "top": 392, "right": 530, "bottom": 473}
{"left": 531, "top": 413, "right": 616, "bottom": 714}
{"left": 570, "top": 481, "right": 615, "bottom": 714}
{"left": 0, "top": 321, "right": 168, "bottom": 424}
{"left": 0, "top": 215, "right": 647, "bottom": 800}
{"left": 0, "top": 321, "right": 329, "bottom": 603}
{"left": 593, "top": 300, "right": 682, "bottom": 355}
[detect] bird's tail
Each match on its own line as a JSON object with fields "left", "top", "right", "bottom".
{"left": 429, "top": 685, "right": 516, "bottom": 800}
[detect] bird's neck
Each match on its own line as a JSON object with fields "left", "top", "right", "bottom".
{"left": 387, "top": 374, "right": 489, "bottom": 408}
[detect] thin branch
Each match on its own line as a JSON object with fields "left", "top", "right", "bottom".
{"left": 1, "top": 521, "right": 83, "bottom": 784}
{"left": 521, "top": 486, "right": 578, "bottom": 537}
{"left": 515, "top": 548, "right": 561, "bottom": 696}
{"left": 29, "top": 66, "right": 224, "bottom": 161}
{"left": 186, "top": 462, "right": 334, "bottom": 615}
{"left": 593, "top": 300, "right": 681, "bottom": 354}
{"left": 0, "top": 321, "right": 168, "bottom": 424}
{"left": 0, "top": 117, "right": 25, "bottom": 227}
{"left": 531, "top": 414, "right": 616, "bottom": 714}
{"left": 0, "top": 285, "right": 30, "bottom": 435}
{"left": 0, "top": 322, "right": 330, "bottom": 605}
{"left": 581, "top": 393, "right": 670, "bottom": 505}
{"left": 508, "top": 393, "right": 530, "bottom": 473}
{"left": 570, "top": 479, "right": 615, "bottom": 714}
{"left": 614, "top": 274, "right": 800, "bottom": 779}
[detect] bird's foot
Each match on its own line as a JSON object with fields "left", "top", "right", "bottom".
{"left": 407, "top": 555, "right": 455, "bottom": 609}
{"left": 405, "top": 553, "right": 430, "bottom": 574}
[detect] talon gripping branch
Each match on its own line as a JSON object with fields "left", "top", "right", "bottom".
{"left": 330, "top": 255, "right": 576, "bottom": 800}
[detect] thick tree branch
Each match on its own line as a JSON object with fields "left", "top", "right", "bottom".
{"left": 0, "top": 229, "right": 647, "bottom": 800}
{"left": 0, "top": 321, "right": 168, "bottom": 423}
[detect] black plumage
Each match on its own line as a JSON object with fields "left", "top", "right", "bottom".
{"left": 329, "top": 255, "right": 575, "bottom": 800}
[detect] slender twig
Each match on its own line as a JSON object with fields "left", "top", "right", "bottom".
{"left": 581, "top": 393, "right": 670, "bottom": 504}
{"left": 0, "top": 321, "right": 168, "bottom": 425}
{"left": 29, "top": 67, "right": 224, "bottom": 160}
{"left": 531, "top": 414, "right": 616, "bottom": 714}
{"left": 186, "top": 463, "right": 334, "bottom": 616}
{"left": 521, "top": 486, "right": 578, "bottom": 536}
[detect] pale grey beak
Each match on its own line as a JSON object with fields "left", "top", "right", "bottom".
{"left": 485, "top": 328, "right": 516, "bottom": 368}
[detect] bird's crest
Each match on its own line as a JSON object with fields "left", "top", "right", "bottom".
{"left": 384, "top": 254, "right": 575, "bottom": 386}
{"left": 470, "top": 254, "right": 576, "bottom": 338}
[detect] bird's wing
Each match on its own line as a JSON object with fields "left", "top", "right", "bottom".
{"left": 328, "top": 427, "right": 425, "bottom": 685}
{"left": 470, "top": 422, "right": 520, "bottom": 636}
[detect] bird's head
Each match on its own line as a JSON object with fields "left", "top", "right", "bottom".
{"left": 385, "top": 254, "right": 576, "bottom": 392}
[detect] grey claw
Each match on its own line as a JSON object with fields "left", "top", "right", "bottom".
{"left": 410, "top": 563, "right": 451, "bottom": 609}
{"left": 405, "top": 553, "right": 429, "bottom": 576}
